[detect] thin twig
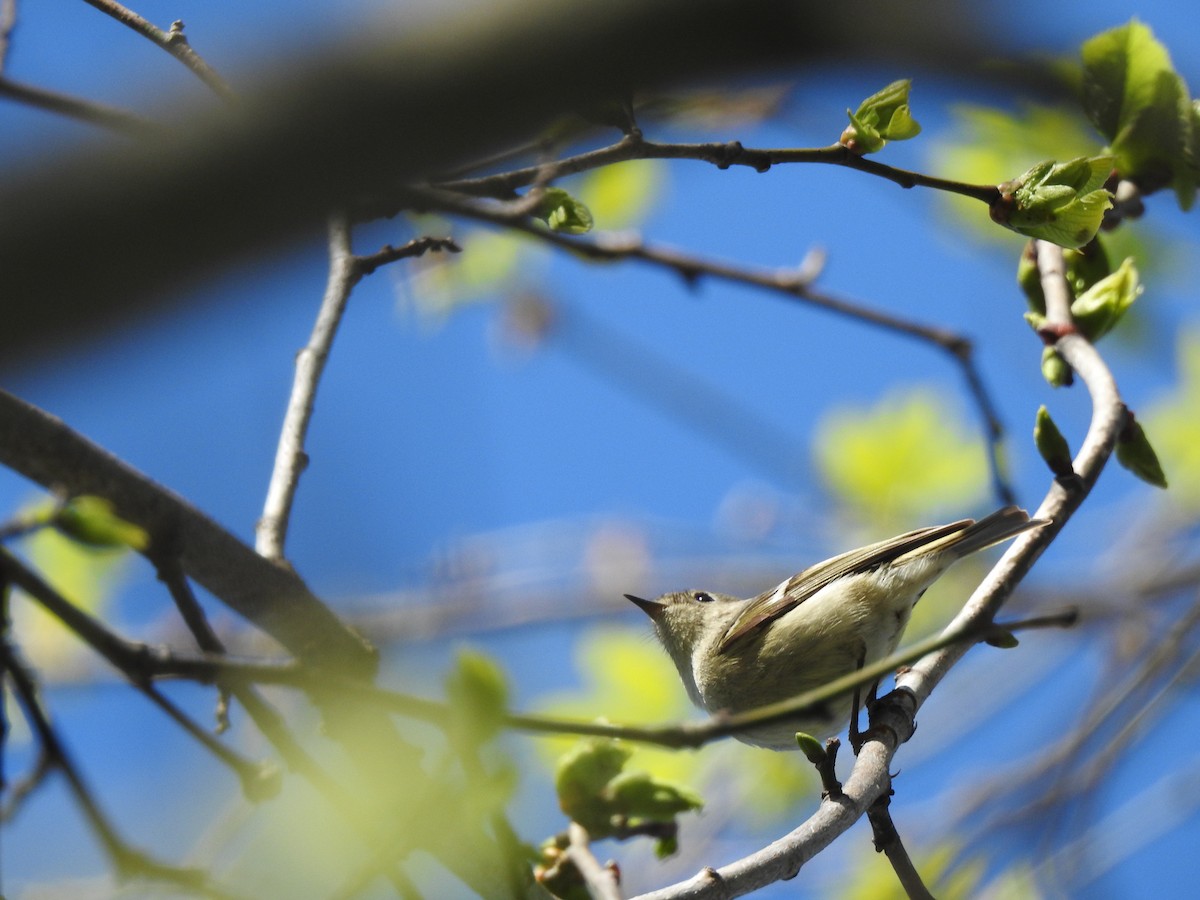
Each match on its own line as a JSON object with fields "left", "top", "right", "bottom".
{"left": 0, "top": 644, "right": 222, "bottom": 894}
{"left": 0, "top": 76, "right": 157, "bottom": 135}
{"left": 435, "top": 135, "right": 1000, "bottom": 204}
{"left": 256, "top": 215, "right": 358, "bottom": 561}
{"left": 80, "top": 0, "right": 234, "bottom": 102}
{"left": 257, "top": 224, "right": 459, "bottom": 561}
{"left": 567, "top": 823, "right": 625, "bottom": 900}
{"left": 3, "top": 545, "right": 277, "bottom": 796}
{"left": 866, "top": 793, "right": 936, "bottom": 900}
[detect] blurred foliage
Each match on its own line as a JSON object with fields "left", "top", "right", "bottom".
{"left": 8, "top": 498, "right": 132, "bottom": 679}
{"left": 814, "top": 386, "right": 988, "bottom": 528}
{"left": 551, "top": 737, "right": 701, "bottom": 856}
{"left": 840, "top": 840, "right": 1046, "bottom": 900}
{"left": 1145, "top": 328, "right": 1200, "bottom": 508}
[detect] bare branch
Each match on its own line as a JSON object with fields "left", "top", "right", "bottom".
{"left": 0, "top": 643, "right": 221, "bottom": 895}
{"left": 257, "top": 215, "right": 357, "bottom": 561}
{"left": 80, "top": 1, "right": 235, "bottom": 102}
{"left": 567, "top": 823, "right": 625, "bottom": 900}
{"left": 435, "top": 135, "right": 999, "bottom": 204}
{"left": 0, "top": 389, "right": 377, "bottom": 674}
{"left": 257, "top": 223, "right": 459, "bottom": 561}
{"left": 0, "top": 76, "right": 157, "bottom": 134}
{"left": 866, "top": 794, "right": 936, "bottom": 900}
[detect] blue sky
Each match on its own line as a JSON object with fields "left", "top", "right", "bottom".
{"left": 3, "top": 1, "right": 1200, "bottom": 897}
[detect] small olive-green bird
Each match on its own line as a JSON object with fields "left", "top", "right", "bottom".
{"left": 627, "top": 506, "right": 1044, "bottom": 749}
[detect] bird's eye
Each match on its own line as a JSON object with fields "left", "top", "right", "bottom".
{"left": 694, "top": 591, "right": 715, "bottom": 603}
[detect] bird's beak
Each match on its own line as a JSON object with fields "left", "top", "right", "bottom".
{"left": 625, "top": 593, "right": 664, "bottom": 621}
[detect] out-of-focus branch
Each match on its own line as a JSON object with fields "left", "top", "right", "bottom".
{"left": 0, "top": 76, "right": 156, "bottom": 134}
{"left": 0, "top": 643, "right": 220, "bottom": 895}
{"left": 0, "top": 389, "right": 377, "bottom": 674}
{"left": 80, "top": 1, "right": 235, "bottom": 102}
{"left": 0, "top": 0, "right": 1007, "bottom": 363}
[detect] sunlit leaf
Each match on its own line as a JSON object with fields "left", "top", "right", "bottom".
{"left": 992, "top": 157, "right": 1114, "bottom": 249}
{"left": 1082, "top": 18, "right": 1199, "bottom": 208}
{"left": 841, "top": 79, "right": 921, "bottom": 154}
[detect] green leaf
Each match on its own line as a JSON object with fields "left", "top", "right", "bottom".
{"left": 1040, "top": 346, "right": 1073, "bottom": 388}
{"left": 534, "top": 188, "right": 594, "bottom": 234}
{"left": 1081, "top": 19, "right": 1198, "bottom": 208}
{"left": 1116, "top": 417, "right": 1168, "bottom": 489}
{"left": 554, "top": 738, "right": 632, "bottom": 834}
{"left": 606, "top": 770, "right": 703, "bottom": 821}
{"left": 1070, "top": 256, "right": 1142, "bottom": 341}
{"left": 54, "top": 495, "right": 148, "bottom": 551}
{"left": 992, "top": 157, "right": 1114, "bottom": 249}
{"left": 840, "top": 79, "right": 921, "bottom": 154}
{"left": 1034, "top": 405, "right": 1075, "bottom": 478}
{"left": 445, "top": 648, "right": 510, "bottom": 744}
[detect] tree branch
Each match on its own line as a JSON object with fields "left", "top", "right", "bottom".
{"left": 0, "top": 643, "right": 222, "bottom": 894}
{"left": 256, "top": 222, "right": 460, "bottom": 561}
{"left": 415, "top": 187, "right": 1014, "bottom": 503}
{"left": 0, "top": 76, "right": 157, "bottom": 134}
{"left": 0, "top": 389, "right": 377, "bottom": 674}
{"left": 435, "top": 135, "right": 999, "bottom": 204}
{"left": 80, "top": 0, "right": 235, "bottom": 102}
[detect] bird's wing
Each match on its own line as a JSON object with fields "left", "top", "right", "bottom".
{"left": 717, "top": 518, "right": 972, "bottom": 654}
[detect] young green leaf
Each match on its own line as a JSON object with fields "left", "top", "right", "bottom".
{"left": 1070, "top": 256, "right": 1142, "bottom": 342}
{"left": 840, "top": 79, "right": 921, "bottom": 154}
{"left": 1081, "top": 19, "right": 1199, "bottom": 209}
{"left": 992, "top": 157, "right": 1114, "bottom": 249}
{"left": 1034, "top": 405, "right": 1075, "bottom": 478}
{"left": 1116, "top": 416, "right": 1168, "bottom": 489}
{"left": 533, "top": 188, "right": 594, "bottom": 234}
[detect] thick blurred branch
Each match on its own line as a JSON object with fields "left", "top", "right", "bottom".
{"left": 0, "top": 0, "right": 1002, "bottom": 364}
